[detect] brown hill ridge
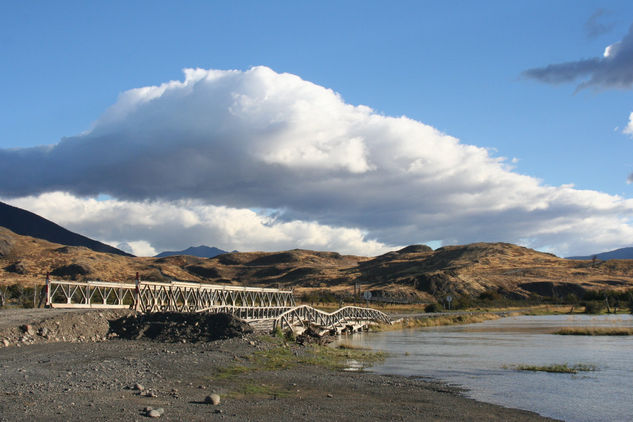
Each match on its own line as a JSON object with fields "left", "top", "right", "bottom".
{"left": 1, "top": 227, "right": 633, "bottom": 302}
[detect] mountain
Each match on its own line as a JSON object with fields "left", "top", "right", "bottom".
{"left": 0, "top": 201, "right": 132, "bottom": 257}
{"left": 567, "top": 247, "right": 633, "bottom": 261}
{"left": 155, "top": 245, "right": 228, "bottom": 258}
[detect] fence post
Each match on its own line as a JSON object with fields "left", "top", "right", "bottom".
{"left": 45, "top": 273, "right": 51, "bottom": 307}
{"left": 134, "top": 272, "right": 140, "bottom": 311}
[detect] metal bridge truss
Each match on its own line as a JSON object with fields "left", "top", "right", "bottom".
{"left": 272, "top": 305, "right": 391, "bottom": 334}
{"left": 45, "top": 279, "right": 390, "bottom": 332}
{"left": 46, "top": 279, "right": 295, "bottom": 312}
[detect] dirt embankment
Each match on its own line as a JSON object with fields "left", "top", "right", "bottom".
{"left": 0, "top": 309, "right": 254, "bottom": 349}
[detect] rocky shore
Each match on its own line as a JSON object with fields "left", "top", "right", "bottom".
{"left": 0, "top": 309, "right": 558, "bottom": 421}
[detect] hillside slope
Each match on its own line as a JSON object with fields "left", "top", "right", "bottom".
{"left": 1, "top": 228, "right": 632, "bottom": 302}
{"left": 155, "top": 245, "right": 228, "bottom": 258}
{"left": 0, "top": 202, "right": 131, "bottom": 257}
{"left": 568, "top": 247, "right": 633, "bottom": 261}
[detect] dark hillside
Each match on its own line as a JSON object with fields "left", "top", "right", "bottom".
{"left": 0, "top": 202, "right": 132, "bottom": 257}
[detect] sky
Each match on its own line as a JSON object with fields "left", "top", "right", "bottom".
{"left": 2, "top": 1, "right": 633, "bottom": 257}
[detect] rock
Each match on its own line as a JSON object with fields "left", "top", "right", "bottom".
{"left": 143, "top": 406, "right": 153, "bottom": 412}
{"left": 38, "top": 327, "right": 49, "bottom": 337}
{"left": 133, "top": 383, "right": 144, "bottom": 391}
{"left": 205, "top": 394, "right": 221, "bottom": 405}
{"left": 2, "top": 339, "right": 9, "bottom": 347}
{"left": 147, "top": 409, "right": 161, "bottom": 418}
{"left": 327, "top": 393, "right": 333, "bottom": 398}
{"left": 21, "top": 325, "right": 35, "bottom": 335}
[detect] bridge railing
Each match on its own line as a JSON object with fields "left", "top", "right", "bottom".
{"left": 46, "top": 278, "right": 295, "bottom": 311}
{"left": 272, "top": 305, "right": 391, "bottom": 332}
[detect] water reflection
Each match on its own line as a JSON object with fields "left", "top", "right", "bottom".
{"left": 339, "top": 315, "right": 633, "bottom": 422}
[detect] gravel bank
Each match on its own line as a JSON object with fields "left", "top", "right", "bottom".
{"left": 0, "top": 309, "right": 558, "bottom": 421}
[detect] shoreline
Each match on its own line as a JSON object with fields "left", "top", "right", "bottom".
{"left": 0, "top": 337, "right": 558, "bottom": 421}
{"left": 0, "top": 307, "right": 557, "bottom": 421}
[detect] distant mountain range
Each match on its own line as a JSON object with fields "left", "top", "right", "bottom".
{"left": 155, "top": 245, "right": 229, "bottom": 258}
{"left": 567, "top": 247, "right": 633, "bottom": 261}
{"left": 0, "top": 201, "right": 132, "bottom": 257}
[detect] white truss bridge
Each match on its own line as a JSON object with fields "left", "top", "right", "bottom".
{"left": 45, "top": 278, "right": 391, "bottom": 333}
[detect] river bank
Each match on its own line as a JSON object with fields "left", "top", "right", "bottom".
{"left": 0, "top": 309, "right": 557, "bottom": 421}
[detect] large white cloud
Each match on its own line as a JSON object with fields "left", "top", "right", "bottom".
{"left": 2, "top": 66, "right": 633, "bottom": 256}
{"left": 6, "top": 192, "right": 393, "bottom": 257}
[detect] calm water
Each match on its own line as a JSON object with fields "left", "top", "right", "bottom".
{"left": 340, "top": 315, "right": 633, "bottom": 422}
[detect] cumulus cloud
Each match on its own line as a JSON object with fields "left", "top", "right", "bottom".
{"left": 523, "top": 24, "right": 633, "bottom": 90}
{"left": 2, "top": 66, "right": 633, "bottom": 256}
{"left": 5, "top": 192, "right": 393, "bottom": 256}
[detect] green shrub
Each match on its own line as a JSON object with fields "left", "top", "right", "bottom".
{"left": 478, "top": 290, "right": 501, "bottom": 301}
{"left": 425, "top": 303, "right": 443, "bottom": 313}
{"left": 583, "top": 301, "right": 604, "bottom": 314}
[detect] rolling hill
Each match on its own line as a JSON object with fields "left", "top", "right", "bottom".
{"left": 2, "top": 227, "right": 633, "bottom": 303}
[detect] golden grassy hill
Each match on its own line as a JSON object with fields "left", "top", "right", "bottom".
{"left": 2, "top": 227, "right": 633, "bottom": 302}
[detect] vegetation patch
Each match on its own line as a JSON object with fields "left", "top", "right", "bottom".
{"left": 216, "top": 336, "right": 384, "bottom": 380}
{"left": 373, "top": 313, "right": 502, "bottom": 331}
{"left": 227, "top": 382, "right": 293, "bottom": 399}
{"left": 553, "top": 327, "right": 633, "bottom": 336}
{"left": 508, "top": 363, "right": 596, "bottom": 374}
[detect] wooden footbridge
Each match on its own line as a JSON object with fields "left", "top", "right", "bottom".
{"left": 44, "top": 277, "right": 391, "bottom": 333}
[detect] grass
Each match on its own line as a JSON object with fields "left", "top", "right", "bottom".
{"left": 553, "top": 327, "right": 633, "bottom": 336}
{"left": 215, "top": 335, "right": 385, "bottom": 380}
{"left": 372, "top": 312, "right": 502, "bottom": 331}
{"left": 227, "top": 382, "right": 293, "bottom": 399}
{"left": 507, "top": 363, "right": 597, "bottom": 374}
{"left": 336, "top": 342, "right": 369, "bottom": 350}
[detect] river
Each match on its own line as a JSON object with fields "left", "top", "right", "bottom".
{"left": 340, "top": 314, "right": 633, "bottom": 422}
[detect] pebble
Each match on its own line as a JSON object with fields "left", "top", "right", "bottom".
{"left": 2, "top": 339, "right": 9, "bottom": 347}
{"left": 205, "top": 394, "right": 221, "bottom": 405}
{"left": 133, "top": 383, "right": 145, "bottom": 391}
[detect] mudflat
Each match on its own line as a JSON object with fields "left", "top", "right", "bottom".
{"left": 0, "top": 309, "right": 557, "bottom": 421}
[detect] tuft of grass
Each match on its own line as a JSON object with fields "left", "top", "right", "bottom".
{"left": 336, "top": 342, "right": 369, "bottom": 350}
{"left": 507, "top": 363, "right": 596, "bottom": 374}
{"left": 553, "top": 327, "right": 633, "bottom": 336}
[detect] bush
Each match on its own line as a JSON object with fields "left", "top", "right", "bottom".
{"left": 478, "top": 290, "right": 501, "bottom": 301}
{"left": 583, "top": 301, "right": 604, "bottom": 314}
{"left": 425, "top": 303, "right": 443, "bottom": 313}
{"left": 452, "top": 295, "right": 474, "bottom": 310}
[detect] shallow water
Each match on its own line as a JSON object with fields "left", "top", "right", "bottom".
{"left": 339, "top": 314, "right": 633, "bottom": 422}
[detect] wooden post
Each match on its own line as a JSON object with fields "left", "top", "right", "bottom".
{"left": 134, "top": 272, "right": 140, "bottom": 311}
{"left": 45, "top": 273, "right": 50, "bottom": 307}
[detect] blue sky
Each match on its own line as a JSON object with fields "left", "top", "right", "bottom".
{"left": 2, "top": 1, "right": 633, "bottom": 256}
